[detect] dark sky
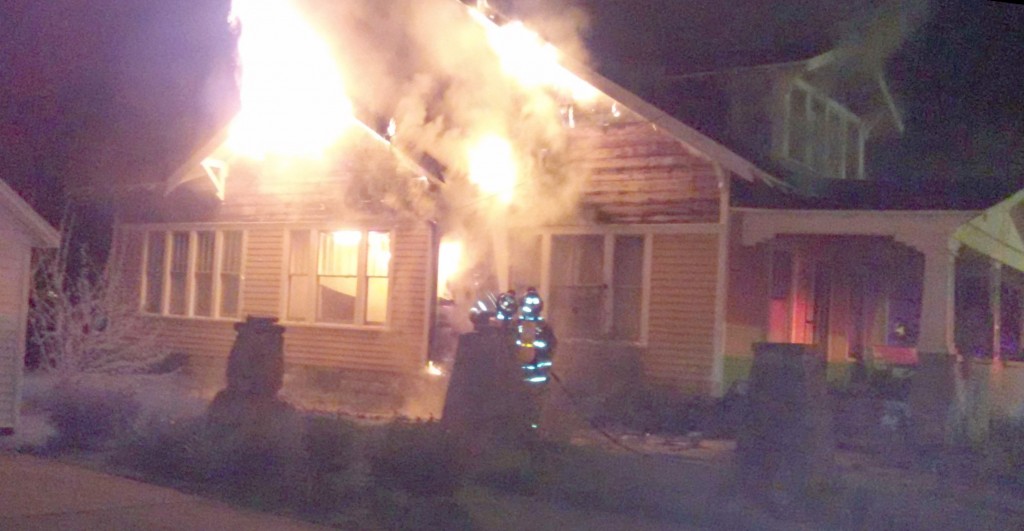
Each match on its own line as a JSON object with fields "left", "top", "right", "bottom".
{"left": 2, "top": 0, "right": 1022, "bottom": 224}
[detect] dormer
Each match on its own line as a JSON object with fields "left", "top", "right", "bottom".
{"left": 778, "top": 77, "right": 866, "bottom": 181}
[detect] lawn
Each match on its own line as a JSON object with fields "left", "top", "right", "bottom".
{"left": 5, "top": 372, "right": 1024, "bottom": 530}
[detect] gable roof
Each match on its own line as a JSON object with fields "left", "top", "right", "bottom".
{"left": 0, "top": 179, "right": 60, "bottom": 247}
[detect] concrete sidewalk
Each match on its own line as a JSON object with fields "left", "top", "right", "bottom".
{"left": 0, "top": 452, "right": 326, "bottom": 530}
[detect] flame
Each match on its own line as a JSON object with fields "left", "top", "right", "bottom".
{"left": 331, "top": 230, "right": 362, "bottom": 246}
{"left": 467, "top": 135, "right": 517, "bottom": 204}
{"left": 437, "top": 238, "right": 464, "bottom": 299}
{"left": 227, "top": 0, "right": 352, "bottom": 158}
{"left": 470, "top": 10, "right": 599, "bottom": 103}
{"left": 426, "top": 361, "right": 445, "bottom": 377}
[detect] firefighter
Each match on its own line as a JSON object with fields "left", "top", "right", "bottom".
{"left": 515, "top": 287, "right": 556, "bottom": 384}
{"left": 495, "top": 290, "right": 518, "bottom": 326}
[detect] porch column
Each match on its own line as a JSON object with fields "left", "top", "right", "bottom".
{"left": 910, "top": 238, "right": 961, "bottom": 449}
{"left": 917, "top": 239, "right": 959, "bottom": 354}
{"left": 991, "top": 261, "right": 1003, "bottom": 360}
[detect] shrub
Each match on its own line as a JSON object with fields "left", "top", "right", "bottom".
{"left": 987, "top": 418, "right": 1024, "bottom": 487}
{"left": 41, "top": 382, "right": 140, "bottom": 451}
{"left": 600, "top": 386, "right": 716, "bottom": 435}
{"left": 301, "top": 415, "right": 362, "bottom": 510}
{"left": 369, "top": 420, "right": 463, "bottom": 497}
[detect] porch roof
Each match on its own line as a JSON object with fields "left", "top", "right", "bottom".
{"left": 953, "top": 188, "right": 1024, "bottom": 273}
{"left": 737, "top": 207, "right": 978, "bottom": 254}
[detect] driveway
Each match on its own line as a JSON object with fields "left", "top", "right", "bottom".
{"left": 0, "top": 452, "right": 325, "bottom": 530}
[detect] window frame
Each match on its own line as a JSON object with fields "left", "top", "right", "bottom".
{"left": 282, "top": 228, "right": 393, "bottom": 328}
{"left": 540, "top": 229, "right": 652, "bottom": 345}
{"left": 781, "top": 78, "right": 866, "bottom": 180}
{"left": 140, "top": 228, "right": 246, "bottom": 320}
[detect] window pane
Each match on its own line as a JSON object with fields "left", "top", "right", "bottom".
{"left": 612, "top": 287, "right": 642, "bottom": 340}
{"left": 220, "top": 274, "right": 240, "bottom": 318}
{"left": 194, "top": 231, "right": 215, "bottom": 317}
{"left": 846, "top": 123, "right": 861, "bottom": 179}
{"left": 612, "top": 236, "right": 643, "bottom": 340}
{"left": 168, "top": 231, "right": 188, "bottom": 315}
{"left": 288, "top": 275, "right": 311, "bottom": 321}
{"left": 318, "top": 277, "right": 357, "bottom": 323}
{"left": 144, "top": 232, "right": 165, "bottom": 313}
{"left": 289, "top": 230, "right": 311, "bottom": 275}
{"left": 366, "top": 277, "right": 389, "bottom": 323}
{"left": 613, "top": 236, "right": 643, "bottom": 287}
{"left": 367, "top": 231, "right": 391, "bottom": 277}
{"left": 221, "top": 231, "right": 243, "bottom": 274}
{"left": 551, "top": 235, "right": 603, "bottom": 286}
{"left": 810, "top": 97, "right": 827, "bottom": 171}
{"left": 827, "top": 109, "right": 843, "bottom": 178}
{"left": 319, "top": 231, "right": 359, "bottom": 276}
{"left": 288, "top": 231, "right": 311, "bottom": 321}
{"left": 220, "top": 231, "right": 243, "bottom": 317}
{"left": 787, "top": 88, "right": 807, "bottom": 163}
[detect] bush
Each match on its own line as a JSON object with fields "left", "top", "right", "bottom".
{"left": 369, "top": 420, "right": 463, "bottom": 497}
{"left": 41, "top": 382, "right": 140, "bottom": 451}
{"left": 600, "top": 387, "right": 716, "bottom": 435}
{"left": 987, "top": 418, "right": 1024, "bottom": 487}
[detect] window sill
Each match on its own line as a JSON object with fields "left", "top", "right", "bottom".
{"left": 279, "top": 320, "right": 390, "bottom": 333}
{"left": 561, "top": 337, "right": 647, "bottom": 349}
{"left": 141, "top": 313, "right": 241, "bottom": 323}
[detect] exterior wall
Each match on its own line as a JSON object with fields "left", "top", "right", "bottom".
{"left": 524, "top": 115, "right": 729, "bottom": 394}
{"left": 645, "top": 232, "right": 719, "bottom": 393}
{"left": 567, "top": 119, "right": 721, "bottom": 224}
{"left": 0, "top": 228, "right": 31, "bottom": 432}
{"left": 111, "top": 133, "right": 436, "bottom": 414}
{"left": 113, "top": 220, "right": 433, "bottom": 413}
{"left": 723, "top": 220, "right": 768, "bottom": 389}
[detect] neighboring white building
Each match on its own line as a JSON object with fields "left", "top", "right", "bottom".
{"left": 0, "top": 179, "right": 59, "bottom": 435}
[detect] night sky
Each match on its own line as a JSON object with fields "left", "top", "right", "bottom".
{"left": 2, "top": 0, "right": 1022, "bottom": 225}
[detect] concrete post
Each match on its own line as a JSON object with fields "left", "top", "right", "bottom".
{"left": 917, "top": 240, "right": 958, "bottom": 354}
{"left": 910, "top": 239, "right": 961, "bottom": 451}
{"left": 991, "top": 261, "right": 1003, "bottom": 360}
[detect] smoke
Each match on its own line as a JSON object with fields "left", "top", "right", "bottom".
{"left": 276, "top": 0, "right": 599, "bottom": 286}
{"left": 833, "top": 0, "right": 932, "bottom": 73}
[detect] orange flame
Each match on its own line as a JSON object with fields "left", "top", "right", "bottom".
{"left": 227, "top": 0, "right": 352, "bottom": 158}
{"left": 470, "top": 10, "right": 599, "bottom": 103}
{"left": 467, "top": 135, "right": 517, "bottom": 204}
{"left": 437, "top": 238, "right": 464, "bottom": 299}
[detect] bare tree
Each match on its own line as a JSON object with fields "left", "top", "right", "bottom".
{"left": 28, "top": 222, "right": 166, "bottom": 380}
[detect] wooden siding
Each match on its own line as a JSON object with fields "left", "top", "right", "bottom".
{"left": 568, "top": 120, "right": 720, "bottom": 224}
{"left": 113, "top": 221, "right": 432, "bottom": 378}
{"left": 645, "top": 233, "right": 719, "bottom": 393}
{"left": 0, "top": 232, "right": 30, "bottom": 429}
{"left": 106, "top": 125, "right": 437, "bottom": 406}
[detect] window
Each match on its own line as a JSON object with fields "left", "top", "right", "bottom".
{"left": 782, "top": 80, "right": 865, "bottom": 180}
{"left": 549, "top": 233, "right": 645, "bottom": 341}
{"left": 141, "top": 229, "right": 244, "bottom": 318}
{"left": 287, "top": 229, "right": 391, "bottom": 326}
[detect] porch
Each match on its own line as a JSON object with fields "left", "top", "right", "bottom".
{"left": 726, "top": 208, "right": 975, "bottom": 388}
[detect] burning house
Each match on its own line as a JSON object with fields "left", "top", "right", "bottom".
{"left": 97, "top": 0, "right": 780, "bottom": 413}
{"left": 95, "top": 0, "right": 1024, "bottom": 427}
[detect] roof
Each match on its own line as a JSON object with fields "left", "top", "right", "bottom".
{"left": 732, "top": 176, "right": 1003, "bottom": 212}
{"left": 954, "top": 187, "right": 1024, "bottom": 273}
{"left": 0, "top": 179, "right": 60, "bottom": 247}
